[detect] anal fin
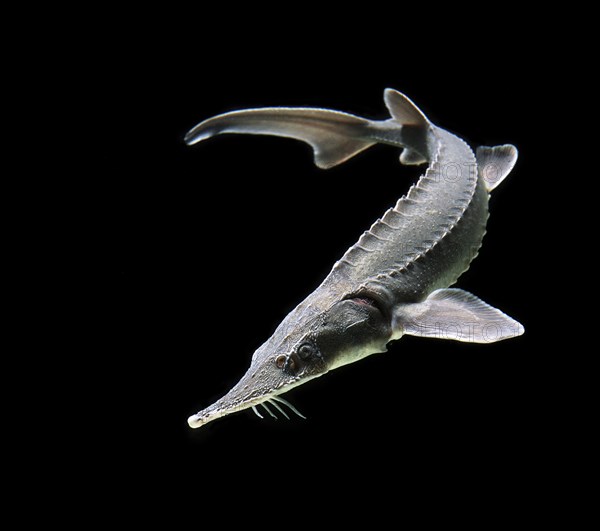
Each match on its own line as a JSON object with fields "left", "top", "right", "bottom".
{"left": 400, "top": 147, "right": 428, "bottom": 165}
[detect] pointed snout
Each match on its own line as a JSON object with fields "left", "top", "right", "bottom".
{"left": 187, "top": 414, "right": 204, "bottom": 428}
{"left": 187, "top": 395, "right": 258, "bottom": 429}
{"left": 187, "top": 408, "right": 227, "bottom": 429}
{"left": 186, "top": 379, "right": 264, "bottom": 429}
{"left": 187, "top": 383, "right": 259, "bottom": 429}
{"left": 186, "top": 361, "right": 298, "bottom": 429}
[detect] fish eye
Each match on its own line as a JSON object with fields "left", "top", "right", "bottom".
{"left": 298, "top": 343, "right": 316, "bottom": 360}
{"left": 275, "top": 355, "right": 286, "bottom": 369}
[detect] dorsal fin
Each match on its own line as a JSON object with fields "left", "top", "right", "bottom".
{"left": 476, "top": 144, "right": 518, "bottom": 191}
{"left": 384, "top": 89, "right": 429, "bottom": 126}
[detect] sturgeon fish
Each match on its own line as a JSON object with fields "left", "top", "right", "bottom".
{"left": 185, "top": 89, "right": 524, "bottom": 429}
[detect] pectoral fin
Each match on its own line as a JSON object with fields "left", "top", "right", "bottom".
{"left": 393, "top": 289, "right": 524, "bottom": 343}
{"left": 184, "top": 107, "right": 375, "bottom": 169}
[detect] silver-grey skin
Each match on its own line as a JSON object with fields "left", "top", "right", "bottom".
{"left": 185, "top": 89, "right": 524, "bottom": 429}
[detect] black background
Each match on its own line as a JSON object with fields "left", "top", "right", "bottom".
{"left": 84, "top": 26, "right": 558, "bottom": 515}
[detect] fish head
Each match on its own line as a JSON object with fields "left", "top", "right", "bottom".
{"left": 187, "top": 295, "right": 392, "bottom": 429}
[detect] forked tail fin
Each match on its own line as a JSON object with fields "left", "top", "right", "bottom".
{"left": 185, "top": 107, "right": 375, "bottom": 169}
{"left": 185, "top": 89, "right": 431, "bottom": 169}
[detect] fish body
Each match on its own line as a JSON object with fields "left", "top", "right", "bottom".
{"left": 185, "top": 89, "right": 523, "bottom": 429}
